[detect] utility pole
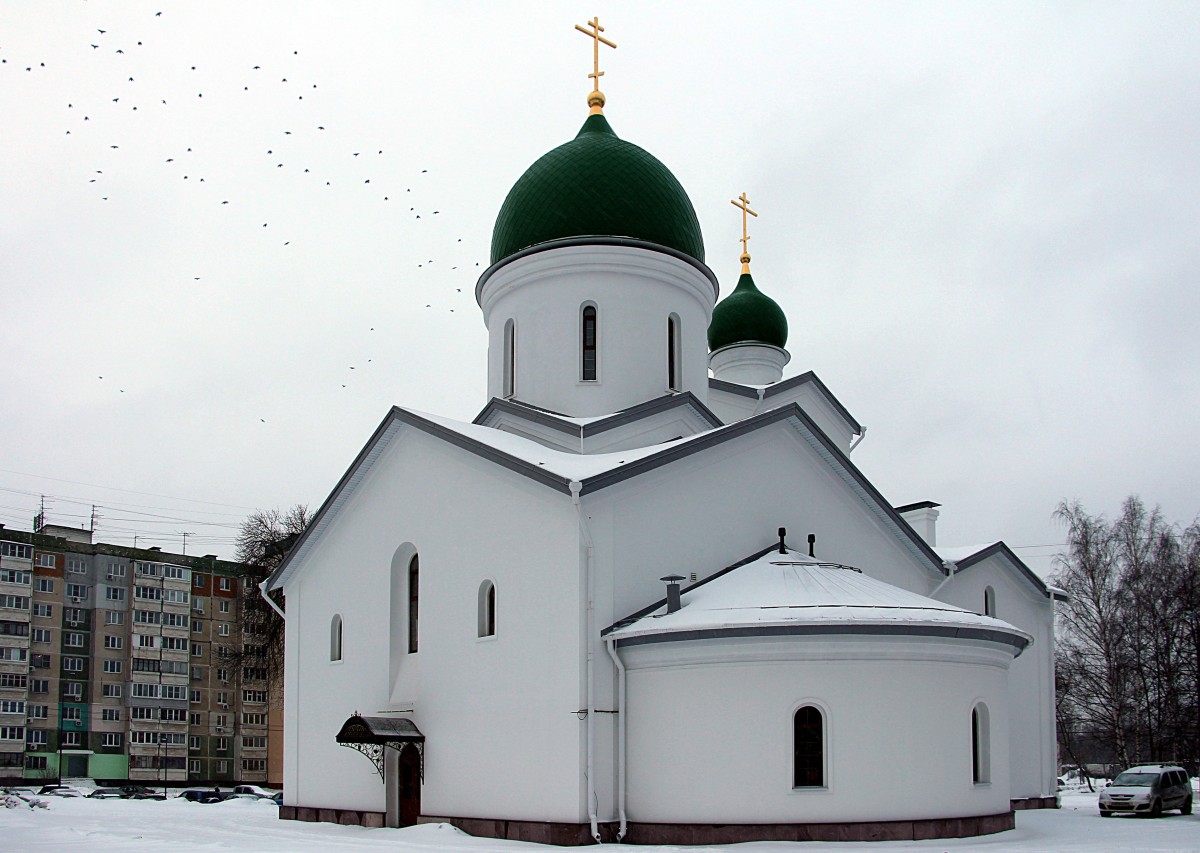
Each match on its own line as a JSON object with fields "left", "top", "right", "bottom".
{"left": 178, "top": 531, "right": 193, "bottom": 556}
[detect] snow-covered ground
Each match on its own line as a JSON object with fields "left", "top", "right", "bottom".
{"left": 3, "top": 791, "right": 1199, "bottom": 852}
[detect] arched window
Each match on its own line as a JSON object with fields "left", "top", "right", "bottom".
{"left": 502, "top": 319, "right": 516, "bottom": 398}
{"left": 667, "top": 314, "right": 682, "bottom": 391}
{"left": 793, "top": 705, "right": 824, "bottom": 787}
{"left": 984, "top": 586, "right": 996, "bottom": 617}
{"left": 330, "top": 613, "right": 343, "bottom": 662}
{"left": 581, "top": 304, "right": 598, "bottom": 381}
{"left": 477, "top": 580, "right": 496, "bottom": 638}
{"left": 407, "top": 555, "right": 419, "bottom": 654}
{"left": 972, "top": 703, "right": 991, "bottom": 783}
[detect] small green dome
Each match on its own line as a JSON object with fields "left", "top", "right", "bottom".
{"left": 708, "top": 272, "right": 789, "bottom": 351}
{"left": 491, "top": 113, "right": 705, "bottom": 265}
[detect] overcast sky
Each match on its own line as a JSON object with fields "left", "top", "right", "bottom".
{"left": 2, "top": 2, "right": 1197, "bottom": 574}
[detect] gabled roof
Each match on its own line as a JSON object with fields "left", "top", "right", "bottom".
{"left": 709, "top": 371, "right": 863, "bottom": 434}
{"left": 267, "top": 401, "right": 943, "bottom": 592}
{"left": 937, "top": 541, "right": 1068, "bottom": 602}
{"left": 605, "top": 550, "right": 1031, "bottom": 655}
{"left": 472, "top": 392, "right": 723, "bottom": 440}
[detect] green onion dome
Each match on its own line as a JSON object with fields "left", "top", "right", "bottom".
{"left": 490, "top": 113, "right": 705, "bottom": 265}
{"left": 707, "top": 272, "right": 789, "bottom": 351}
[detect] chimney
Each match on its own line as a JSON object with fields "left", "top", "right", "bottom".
{"left": 807, "top": 533, "right": 816, "bottom": 557}
{"left": 895, "top": 501, "right": 940, "bottom": 547}
{"left": 661, "top": 575, "right": 685, "bottom": 613}
{"left": 778, "top": 528, "right": 787, "bottom": 554}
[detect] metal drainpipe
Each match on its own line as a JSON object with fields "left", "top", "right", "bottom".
{"left": 605, "top": 636, "right": 628, "bottom": 841}
{"left": 258, "top": 578, "right": 286, "bottom": 620}
{"left": 929, "top": 560, "right": 956, "bottom": 598}
{"left": 570, "top": 481, "right": 601, "bottom": 843}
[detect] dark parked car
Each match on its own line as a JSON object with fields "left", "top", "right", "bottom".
{"left": 119, "top": 784, "right": 166, "bottom": 800}
{"left": 178, "top": 789, "right": 230, "bottom": 804}
{"left": 88, "top": 787, "right": 124, "bottom": 799}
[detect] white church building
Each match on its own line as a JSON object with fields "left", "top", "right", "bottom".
{"left": 267, "top": 26, "right": 1061, "bottom": 845}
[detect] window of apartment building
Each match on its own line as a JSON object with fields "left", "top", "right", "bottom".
{"left": 219, "top": 600, "right": 230, "bottom": 614}
{"left": 0, "top": 569, "right": 31, "bottom": 584}
{"left": 162, "top": 685, "right": 186, "bottom": 701}
{"left": 189, "top": 712, "right": 201, "bottom": 725}
{"left": 0, "top": 620, "right": 29, "bottom": 638}
{"left": 129, "top": 730, "right": 158, "bottom": 745}
{"left": 192, "top": 597, "right": 205, "bottom": 614}
{"left": 190, "top": 689, "right": 201, "bottom": 704}
{"left": 134, "top": 609, "right": 161, "bottom": 626}
{"left": 242, "top": 759, "right": 266, "bottom": 774}
{"left": 67, "top": 557, "right": 86, "bottom": 573}
{"left": 242, "top": 736, "right": 267, "bottom": 749}
{"left": 216, "top": 760, "right": 229, "bottom": 774}
{"left": 134, "top": 585, "right": 161, "bottom": 601}
{"left": 190, "top": 666, "right": 202, "bottom": 680}
{"left": 163, "top": 565, "right": 185, "bottom": 580}
{"left": 131, "top": 683, "right": 160, "bottom": 699}
{"left": 105, "top": 587, "right": 126, "bottom": 602}
{"left": 103, "top": 635, "right": 122, "bottom": 650}
{"left": 65, "top": 583, "right": 88, "bottom": 600}
{"left": 0, "top": 700, "right": 25, "bottom": 714}
{"left": 243, "top": 690, "right": 268, "bottom": 703}
{"left": 0, "top": 647, "right": 27, "bottom": 662}
{"left": 0, "top": 543, "right": 33, "bottom": 559}
{"left": 217, "top": 669, "right": 229, "bottom": 683}
{"left": 0, "top": 594, "right": 30, "bottom": 610}
{"left": 29, "top": 705, "right": 48, "bottom": 719}
{"left": 191, "top": 643, "right": 202, "bottom": 657}
{"left": 62, "top": 730, "right": 82, "bottom": 747}
{"left": 34, "top": 578, "right": 53, "bottom": 593}
{"left": 189, "top": 735, "right": 201, "bottom": 750}
{"left": 216, "top": 691, "right": 228, "bottom": 706}
{"left": 26, "top": 677, "right": 44, "bottom": 692}
{"left": 132, "top": 658, "right": 161, "bottom": 675}
{"left": 215, "top": 736, "right": 228, "bottom": 750}
{"left": 62, "top": 706, "right": 82, "bottom": 722}
{"left": 102, "top": 732, "right": 122, "bottom": 748}
{"left": 163, "top": 589, "right": 189, "bottom": 605}
{"left": 0, "top": 674, "right": 28, "bottom": 689}
{"left": 36, "top": 554, "right": 56, "bottom": 569}
{"left": 243, "top": 667, "right": 266, "bottom": 682}
{"left": 162, "top": 636, "right": 187, "bottom": 651}
{"left": 218, "top": 577, "right": 232, "bottom": 592}
{"left": 219, "top": 623, "right": 230, "bottom": 637}
{"left": 27, "top": 729, "right": 49, "bottom": 748}
{"left": 135, "top": 562, "right": 159, "bottom": 577}
{"left": 102, "top": 659, "right": 122, "bottom": 674}
{"left": 129, "top": 707, "right": 155, "bottom": 721}
{"left": 101, "top": 708, "right": 120, "bottom": 721}
{"left": 193, "top": 574, "right": 205, "bottom": 589}
{"left": 162, "top": 612, "right": 188, "bottom": 629}
{"left": 31, "top": 653, "right": 50, "bottom": 669}
{"left": 104, "top": 610, "right": 123, "bottom": 625}
{"left": 161, "top": 707, "right": 186, "bottom": 722}
{"left": 25, "top": 756, "right": 48, "bottom": 771}
{"left": 63, "top": 682, "right": 83, "bottom": 700}
{"left": 1, "top": 726, "right": 26, "bottom": 741}
{"left": 31, "top": 628, "right": 51, "bottom": 643}
{"left": 242, "top": 713, "right": 267, "bottom": 726}
{"left": 192, "top": 619, "right": 203, "bottom": 634}
{"left": 65, "top": 632, "right": 85, "bottom": 648}
{"left": 63, "top": 656, "right": 85, "bottom": 672}
{"left": 64, "top": 607, "right": 84, "bottom": 624}
{"left": 102, "top": 683, "right": 123, "bottom": 699}
{"left": 33, "top": 603, "right": 52, "bottom": 618}
{"left": 136, "top": 633, "right": 157, "bottom": 649}
{"left": 106, "top": 562, "right": 125, "bottom": 578}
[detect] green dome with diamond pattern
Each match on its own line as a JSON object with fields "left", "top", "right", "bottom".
{"left": 490, "top": 113, "right": 705, "bottom": 265}
{"left": 708, "top": 272, "right": 788, "bottom": 351}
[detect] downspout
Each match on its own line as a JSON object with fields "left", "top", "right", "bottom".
{"left": 929, "top": 559, "right": 956, "bottom": 598}
{"left": 605, "top": 636, "right": 628, "bottom": 841}
{"left": 570, "top": 480, "right": 601, "bottom": 843}
{"left": 848, "top": 425, "right": 868, "bottom": 454}
{"left": 258, "top": 578, "right": 286, "bottom": 620}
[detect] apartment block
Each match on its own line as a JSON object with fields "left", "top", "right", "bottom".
{"left": 0, "top": 523, "right": 279, "bottom": 786}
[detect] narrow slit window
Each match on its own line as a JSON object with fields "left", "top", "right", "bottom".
{"left": 502, "top": 319, "right": 515, "bottom": 398}
{"left": 983, "top": 586, "right": 996, "bottom": 617}
{"left": 407, "top": 556, "right": 419, "bottom": 654}
{"left": 478, "top": 580, "right": 496, "bottom": 638}
{"left": 793, "top": 705, "right": 824, "bottom": 787}
{"left": 972, "top": 703, "right": 991, "bottom": 783}
{"left": 667, "top": 314, "right": 681, "bottom": 391}
{"left": 581, "top": 305, "right": 597, "bottom": 381}
{"left": 330, "top": 614, "right": 342, "bottom": 662}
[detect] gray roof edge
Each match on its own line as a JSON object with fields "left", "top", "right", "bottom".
{"left": 951, "top": 541, "right": 1054, "bottom": 599}
{"left": 476, "top": 236, "right": 720, "bottom": 305}
{"left": 585, "top": 391, "right": 724, "bottom": 437}
{"left": 473, "top": 397, "right": 581, "bottom": 437}
{"left": 613, "top": 623, "right": 1030, "bottom": 655}
{"left": 707, "top": 372, "right": 862, "bottom": 435}
{"left": 894, "top": 500, "right": 943, "bottom": 514}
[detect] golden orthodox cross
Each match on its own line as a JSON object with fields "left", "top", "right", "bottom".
{"left": 575, "top": 17, "right": 616, "bottom": 113}
{"left": 731, "top": 192, "right": 758, "bottom": 270}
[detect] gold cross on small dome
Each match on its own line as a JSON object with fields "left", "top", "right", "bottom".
{"left": 575, "top": 17, "right": 616, "bottom": 114}
{"left": 731, "top": 192, "right": 758, "bottom": 272}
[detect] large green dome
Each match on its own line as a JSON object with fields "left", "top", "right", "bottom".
{"left": 708, "top": 272, "right": 789, "bottom": 351}
{"left": 490, "top": 113, "right": 705, "bottom": 265}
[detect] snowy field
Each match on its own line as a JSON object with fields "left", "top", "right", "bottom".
{"left": 3, "top": 791, "right": 1200, "bottom": 852}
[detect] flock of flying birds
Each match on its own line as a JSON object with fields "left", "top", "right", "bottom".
{"left": 6, "top": 9, "right": 485, "bottom": 414}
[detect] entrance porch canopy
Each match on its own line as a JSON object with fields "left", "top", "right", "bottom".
{"left": 335, "top": 713, "right": 424, "bottom": 782}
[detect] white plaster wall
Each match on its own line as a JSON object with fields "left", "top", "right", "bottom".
{"left": 619, "top": 636, "right": 1013, "bottom": 823}
{"left": 479, "top": 245, "right": 716, "bottom": 417}
{"left": 282, "top": 426, "right": 586, "bottom": 821}
{"left": 706, "top": 384, "right": 858, "bottom": 452}
{"left": 933, "top": 558, "right": 1057, "bottom": 800}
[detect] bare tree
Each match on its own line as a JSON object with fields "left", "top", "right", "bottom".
{"left": 234, "top": 505, "right": 310, "bottom": 690}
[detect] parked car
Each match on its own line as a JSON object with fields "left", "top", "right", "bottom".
{"left": 88, "top": 788, "right": 125, "bottom": 799}
{"left": 178, "top": 789, "right": 230, "bottom": 804}
{"left": 38, "top": 785, "right": 85, "bottom": 798}
{"left": 1099, "top": 764, "right": 1192, "bottom": 817}
{"left": 231, "top": 784, "right": 275, "bottom": 799}
{"left": 119, "top": 785, "right": 165, "bottom": 800}
{"left": 271, "top": 792, "right": 282, "bottom": 805}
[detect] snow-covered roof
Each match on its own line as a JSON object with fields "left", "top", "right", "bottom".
{"left": 935, "top": 541, "right": 1065, "bottom": 601}
{"left": 607, "top": 550, "right": 1031, "bottom": 654}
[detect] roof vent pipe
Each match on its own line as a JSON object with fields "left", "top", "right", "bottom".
{"left": 778, "top": 527, "right": 787, "bottom": 554}
{"left": 807, "top": 533, "right": 816, "bottom": 557}
{"left": 661, "top": 575, "right": 685, "bottom": 613}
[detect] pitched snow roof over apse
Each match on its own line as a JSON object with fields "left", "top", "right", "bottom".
{"left": 267, "top": 403, "right": 943, "bottom": 592}
{"left": 606, "top": 550, "right": 1032, "bottom": 654}
{"left": 936, "top": 541, "right": 1067, "bottom": 601}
